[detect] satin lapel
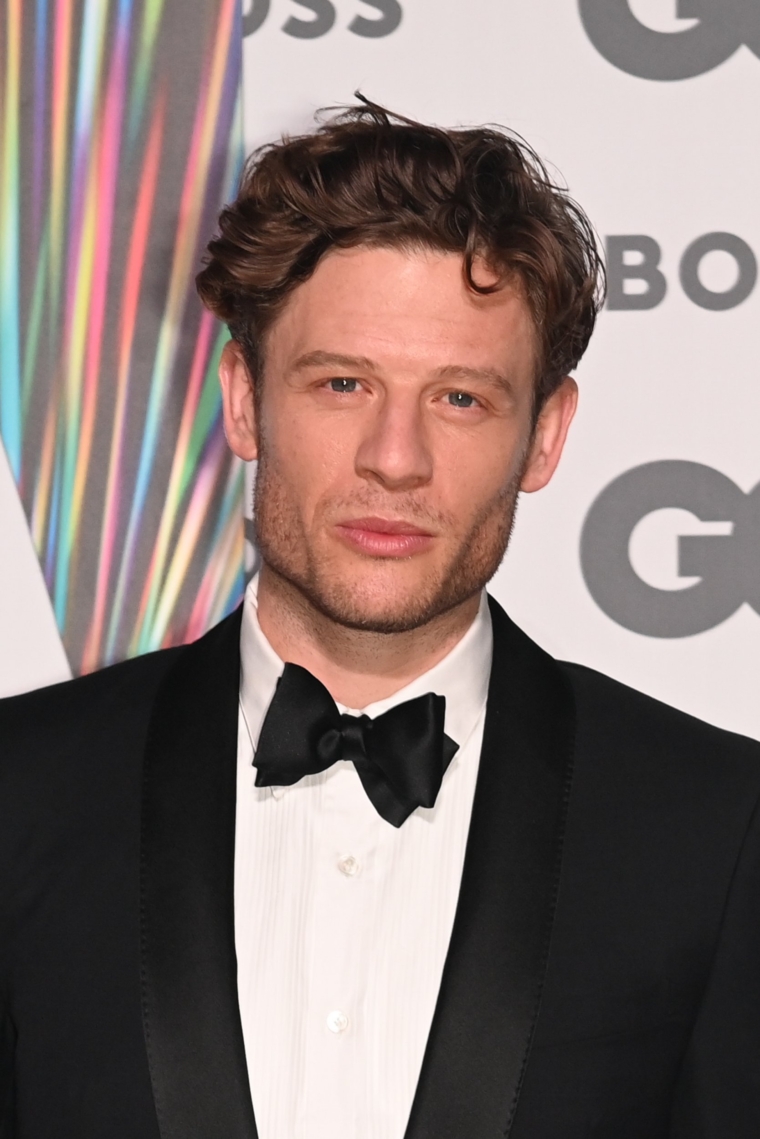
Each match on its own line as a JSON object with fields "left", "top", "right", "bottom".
{"left": 140, "top": 606, "right": 258, "bottom": 1139}
{"left": 405, "top": 596, "right": 576, "bottom": 1139}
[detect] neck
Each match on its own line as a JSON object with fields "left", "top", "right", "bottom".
{"left": 255, "top": 564, "right": 481, "bottom": 708}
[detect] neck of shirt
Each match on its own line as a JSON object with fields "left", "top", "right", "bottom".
{"left": 238, "top": 573, "right": 494, "bottom": 786}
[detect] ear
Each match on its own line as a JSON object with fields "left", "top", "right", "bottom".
{"left": 520, "top": 376, "right": 578, "bottom": 493}
{"left": 219, "top": 340, "right": 258, "bottom": 461}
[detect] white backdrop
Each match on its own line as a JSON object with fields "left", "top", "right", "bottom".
{"left": 0, "top": 444, "right": 71, "bottom": 696}
{"left": 2, "top": 2, "right": 756, "bottom": 739}
{"left": 241, "top": 0, "right": 760, "bottom": 739}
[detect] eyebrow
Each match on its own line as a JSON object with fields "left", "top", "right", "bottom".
{"left": 291, "top": 350, "right": 379, "bottom": 373}
{"left": 290, "top": 351, "right": 515, "bottom": 396}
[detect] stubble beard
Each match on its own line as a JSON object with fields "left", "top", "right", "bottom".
{"left": 253, "top": 451, "right": 523, "bottom": 635}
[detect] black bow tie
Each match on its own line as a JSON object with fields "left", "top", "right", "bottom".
{"left": 253, "top": 663, "right": 459, "bottom": 827}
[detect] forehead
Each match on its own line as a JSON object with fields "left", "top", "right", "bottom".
{"left": 266, "top": 244, "right": 537, "bottom": 378}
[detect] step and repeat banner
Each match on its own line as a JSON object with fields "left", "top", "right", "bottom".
{"left": 1, "top": 1, "right": 758, "bottom": 741}
{"left": 241, "top": 0, "right": 760, "bottom": 739}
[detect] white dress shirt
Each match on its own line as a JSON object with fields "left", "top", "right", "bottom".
{"left": 234, "top": 576, "right": 493, "bottom": 1139}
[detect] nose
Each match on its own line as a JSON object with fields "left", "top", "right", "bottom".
{"left": 354, "top": 389, "right": 433, "bottom": 492}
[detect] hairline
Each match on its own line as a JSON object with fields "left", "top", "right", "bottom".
{"left": 231, "top": 237, "right": 552, "bottom": 419}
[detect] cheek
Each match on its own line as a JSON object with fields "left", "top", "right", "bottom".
{"left": 264, "top": 410, "right": 357, "bottom": 503}
{"left": 438, "top": 433, "right": 524, "bottom": 512}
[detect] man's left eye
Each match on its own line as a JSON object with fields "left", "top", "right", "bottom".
{"left": 329, "top": 378, "right": 359, "bottom": 393}
{"left": 447, "top": 391, "right": 477, "bottom": 408}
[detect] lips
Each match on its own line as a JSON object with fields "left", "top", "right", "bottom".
{"left": 335, "top": 516, "right": 435, "bottom": 557}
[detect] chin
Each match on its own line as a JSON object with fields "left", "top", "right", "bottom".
{"left": 256, "top": 483, "right": 514, "bottom": 634}
{"left": 302, "top": 560, "right": 467, "bottom": 635}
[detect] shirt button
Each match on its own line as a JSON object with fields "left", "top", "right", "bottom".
{"left": 326, "top": 1010, "right": 349, "bottom": 1034}
{"left": 337, "top": 854, "right": 360, "bottom": 877}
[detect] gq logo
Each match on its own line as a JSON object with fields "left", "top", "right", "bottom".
{"left": 579, "top": 0, "right": 760, "bottom": 80}
{"left": 243, "top": 0, "right": 402, "bottom": 37}
{"left": 581, "top": 462, "right": 760, "bottom": 637}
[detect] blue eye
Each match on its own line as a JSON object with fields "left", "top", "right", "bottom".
{"left": 329, "top": 378, "right": 358, "bottom": 393}
{"left": 447, "top": 391, "right": 476, "bottom": 408}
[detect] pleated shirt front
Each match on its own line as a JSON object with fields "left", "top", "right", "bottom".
{"left": 234, "top": 577, "right": 492, "bottom": 1139}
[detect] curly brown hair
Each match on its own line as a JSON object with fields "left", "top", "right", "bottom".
{"left": 196, "top": 98, "right": 605, "bottom": 410}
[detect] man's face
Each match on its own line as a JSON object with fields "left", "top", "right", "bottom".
{"left": 220, "top": 244, "right": 576, "bottom": 633}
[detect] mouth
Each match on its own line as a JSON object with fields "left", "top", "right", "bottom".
{"left": 334, "top": 516, "right": 435, "bottom": 558}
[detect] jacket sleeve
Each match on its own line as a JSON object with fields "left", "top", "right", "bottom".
{"left": 670, "top": 790, "right": 760, "bottom": 1136}
{"left": 0, "top": 1003, "right": 15, "bottom": 1138}
{"left": 0, "top": 718, "right": 16, "bottom": 1139}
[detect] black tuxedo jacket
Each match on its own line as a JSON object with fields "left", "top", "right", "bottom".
{"left": 1, "top": 597, "right": 759, "bottom": 1138}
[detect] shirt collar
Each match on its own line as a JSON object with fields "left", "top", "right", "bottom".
{"left": 239, "top": 573, "right": 493, "bottom": 763}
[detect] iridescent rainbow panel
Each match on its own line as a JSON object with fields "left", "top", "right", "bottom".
{"left": 0, "top": 0, "right": 244, "bottom": 672}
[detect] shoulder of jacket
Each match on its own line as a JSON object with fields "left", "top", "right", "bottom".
{"left": 557, "top": 658, "right": 760, "bottom": 772}
{"left": 0, "top": 643, "right": 185, "bottom": 748}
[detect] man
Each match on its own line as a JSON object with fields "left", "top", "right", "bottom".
{"left": 1, "top": 101, "right": 759, "bottom": 1139}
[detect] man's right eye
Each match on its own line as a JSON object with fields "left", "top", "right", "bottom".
{"left": 328, "top": 378, "right": 359, "bottom": 393}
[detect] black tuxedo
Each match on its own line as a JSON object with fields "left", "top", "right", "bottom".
{"left": 1, "top": 596, "right": 759, "bottom": 1138}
